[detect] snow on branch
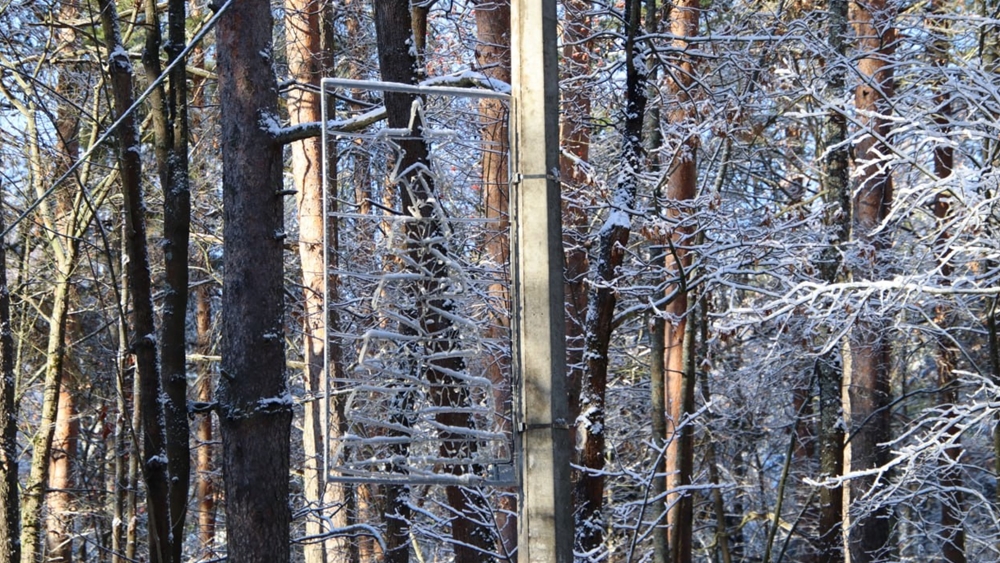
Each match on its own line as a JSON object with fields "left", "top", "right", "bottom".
{"left": 270, "top": 71, "right": 511, "bottom": 145}
{"left": 271, "top": 106, "right": 388, "bottom": 145}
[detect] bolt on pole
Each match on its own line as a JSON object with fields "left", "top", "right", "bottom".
{"left": 511, "top": 0, "right": 574, "bottom": 561}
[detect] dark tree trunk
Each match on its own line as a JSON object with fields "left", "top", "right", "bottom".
{"left": 98, "top": 1, "right": 173, "bottom": 561}
{"left": 814, "top": 0, "right": 849, "bottom": 561}
{"left": 575, "top": 0, "right": 647, "bottom": 555}
{"left": 560, "top": 0, "right": 592, "bottom": 456}
{"left": 929, "top": 6, "right": 964, "bottom": 559}
{"left": 141, "top": 0, "right": 192, "bottom": 558}
{"left": 0, "top": 179, "right": 20, "bottom": 563}
{"left": 164, "top": 0, "right": 192, "bottom": 556}
{"left": 217, "top": 0, "right": 292, "bottom": 560}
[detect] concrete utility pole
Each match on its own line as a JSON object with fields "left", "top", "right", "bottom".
{"left": 511, "top": 0, "right": 573, "bottom": 562}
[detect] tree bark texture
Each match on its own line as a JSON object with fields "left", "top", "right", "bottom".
{"left": 576, "top": 0, "right": 647, "bottom": 554}
{"left": 217, "top": 0, "right": 293, "bottom": 560}
{"left": 142, "top": 0, "right": 192, "bottom": 557}
{"left": 814, "top": 0, "right": 849, "bottom": 560}
{"left": 194, "top": 281, "right": 217, "bottom": 559}
{"left": 284, "top": 0, "right": 345, "bottom": 559}
{"left": 473, "top": 0, "right": 515, "bottom": 555}
{"left": 848, "top": 0, "right": 896, "bottom": 560}
{"left": 560, "top": 0, "right": 592, "bottom": 447}
{"left": 44, "top": 45, "right": 84, "bottom": 563}
{"left": 98, "top": 1, "right": 173, "bottom": 561}
{"left": 164, "top": 0, "right": 193, "bottom": 555}
{"left": 45, "top": 384, "right": 77, "bottom": 563}
{"left": 0, "top": 187, "right": 20, "bottom": 563}
{"left": 15, "top": 92, "right": 78, "bottom": 563}
{"left": 929, "top": 8, "right": 964, "bottom": 558}
{"left": 662, "top": 0, "right": 700, "bottom": 561}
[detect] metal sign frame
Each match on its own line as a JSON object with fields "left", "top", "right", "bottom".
{"left": 319, "top": 77, "right": 516, "bottom": 487}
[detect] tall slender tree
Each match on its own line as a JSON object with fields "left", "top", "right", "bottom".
{"left": 0, "top": 168, "right": 20, "bottom": 563}
{"left": 848, "top": 0, "right": 897, "bottom": 560}
{"left": 576, "top": 0, "right": 647, "bottom": 554}
{"left": 661, "top": 0, "right": 700, "bottom": 561}
{"left": 141, "top": 0, "right": 192, "bottom": 556}
{"left": 97, "top": 0, "right": 173, "bottom": 560}
{"left": 928, "top": 4, "right": 965, "bottom": 560}
{"left": 372, "top": 1, "right": 495, "bottom": 560}
{"left": 814, "top": 0, "right": 850, "bottom": 561}
{"left": 283, "top": 0, "right": 344, "bottom": 559}
{"left": 473, "top": 0, "right": 515, "bottom": 554}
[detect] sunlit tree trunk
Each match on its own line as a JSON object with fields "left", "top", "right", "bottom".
{"left": 217, "top": 0, "right": 292, "bottom": 558}
{"left": 284, "top": 0, "right": 351, "bottom": 558}
{"left": 662, "top": 1, "right": 700, "bottom": 561}
{"left": 194, "top": 281, "right": 217, "bottom": 559}
{"left": 14, "top": 96, "right": 79, "bottom": 563}
{"left": 45, "top": 32, "right": 84, "bottom": 561}
{"left": 847, "top": 0, "right": 896, "bottom": 560}
{"left": 473, "top": 0, "right": 514, "bottom": 554}
{"left": 46, "top": 384, "right": 77, "bottom": 563}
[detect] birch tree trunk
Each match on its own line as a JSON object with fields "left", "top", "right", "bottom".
{"left": 814, "top": 0, "right": 849, "bottom": 561}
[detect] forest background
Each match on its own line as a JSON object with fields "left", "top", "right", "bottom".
{"left": 0, "top": 0, "right": 999, "bottom": 561}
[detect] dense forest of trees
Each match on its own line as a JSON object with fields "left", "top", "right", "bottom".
{"left": 1, "top": 0, "right": 999, "bottom": 561}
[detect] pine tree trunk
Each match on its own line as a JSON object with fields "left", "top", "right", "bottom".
{"left": 662, "top": 1, "right": 700, "bottom": 561}
{"left": 44, "top": 44, "right": 84, "bottom": 563}
{"left": 194, "top": 282, "right": 217, "bottom": 559}
{"left": 473, "top": 0, "right": 516, "bottom": 555}
{"left": 46, "top": 384, "right": 77, "bottom": 563}
{"left": 14, "top": 89, "right": 78, "bottom": 563}
{"left": 929, "top": 8, "right": 964, "bottom": 558}
{"left": 847, "top": 0, "right": 897, "bottom": 560}
{"left": 141, "top": 0, "right": 192, "bottom": 557}
{"left": 217, "top": 0, "right": 293, "bottom": 559}
{"left": 373, "top": 1, "right": 495, "bottom": 559}
{"left": 560, "top": 3, "right": 592, "bottom": 545}
{"left": 284, "top": 0, "right": 355, "bottom": 558}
